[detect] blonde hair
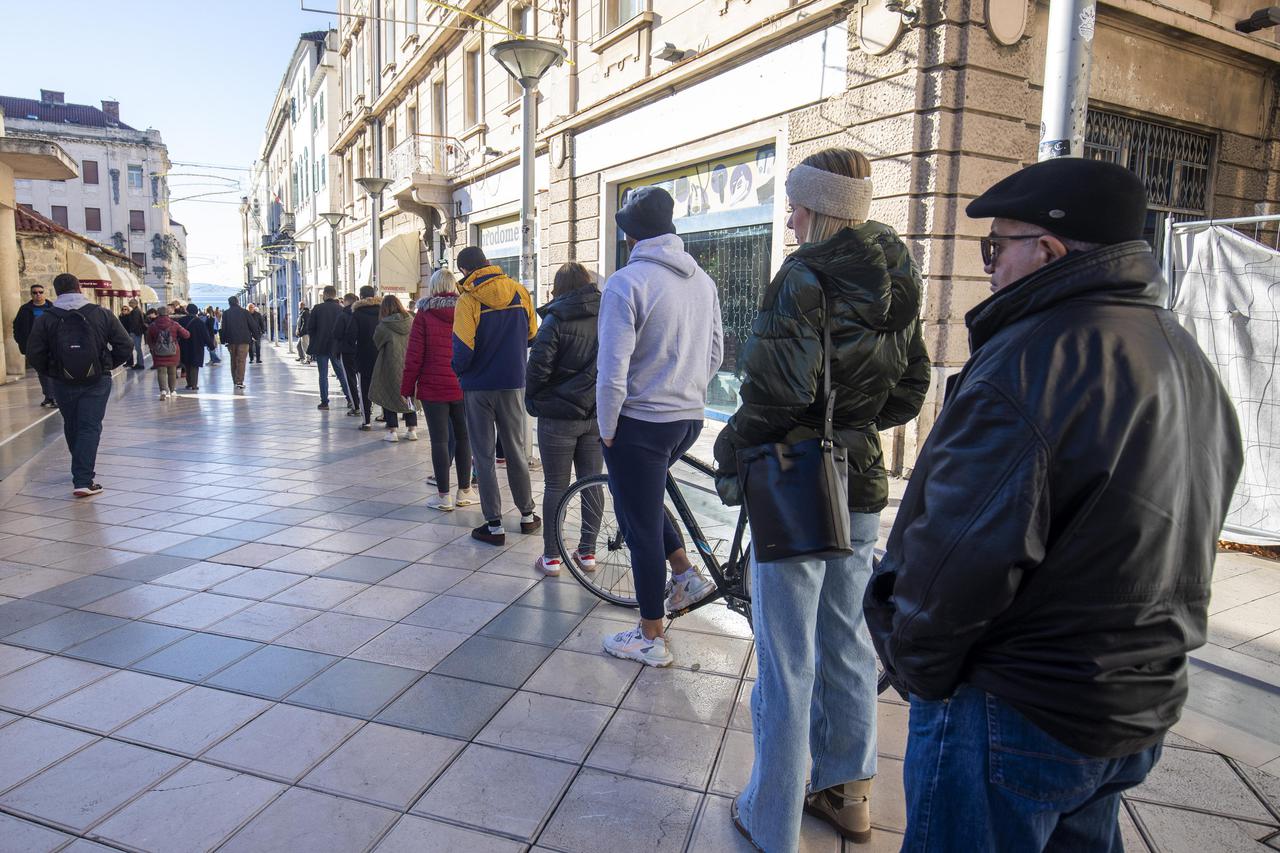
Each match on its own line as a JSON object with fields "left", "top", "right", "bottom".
{"left": 796, "top": 148, "right": 872, "bottom": 243}
{"left": 429, "top": 267, "right": 459, "bottom": 296}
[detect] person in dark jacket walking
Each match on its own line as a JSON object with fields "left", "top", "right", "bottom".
{"left": 13, "top": 282, "right": 57, "bottom": 407}
{"left": 204, "top": 306, "right": 222, "bottom": 364}
{"left": 865, "top": 158, "right": 1243, "bottom": 852}
{"left": 333, "top": 293, "right": 361, "bottom": 416}
{"left": 119, "top": 299, "right": 147, "bottom": 370}
{"left": 305, "top": 286, "right": 352, "bottom": 410}
{"left": 246, "top": 303, "right": 265, "bottom": 364}
{"left": 296, "top": 302, "right": 311, "bottom": 363}
{"left": 347, "top": 285, "right": 383, "bottom": 429}
{"left": 526, "top": 262, "right": 604, "bottom": 576}
{"left": 713, "top": 148, "right": 930, "bottom": 849}
{"left": 403, "top": 270, "right": 477, "bottom": 510}
{"left": 177, "top": 304, "right": 215, "bottom": 391}
{"left": 220, "top": 296, "right": 253, "bottom": 388}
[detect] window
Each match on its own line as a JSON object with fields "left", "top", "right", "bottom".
{"left": 129, "top": 209, "right": 146, "bottom": 232}
{"left": 318, "top": 92, "right": 325, "bottom": 125}
{"left": 510, "top": 5, "right": 533, "bottom": 101}
{"left": 464, "top": 47, "right": 483, "bottom": 128}
{"left": 82, "top": 160, "right": 99, "bottom": 185}
{"left": 383, "top": 10, "right": 396, "bottom": 63}
{"left": 85, "top": 207, "right": 102, "bottom": 231}
{"left": 605, "top": 0, "right": 643, "bottom": 33}
{"left": 433, "top": 80, "right": 446, "bottom": 136}
{"left": 18, "top": 203, "right": 34, "bottom": 212}
{"left": 127, "top": 165, "right": 144, "bottom": 190}
{"left": 387, "top": 119, "right": 396, "bottom": 153}
{"left": 51, "top": 206, "right": 68, "bottom": 227}
{"left": 407, "top": 0, "right": 418, "bottom": 31}
{"left": 407, "top": 105, "right": 417, "bottom": 139}
{"left": 132, "top": 252, "right": 146, "bottom": 268}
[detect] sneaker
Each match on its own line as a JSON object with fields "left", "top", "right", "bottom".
{"left": 520, "top": 514, "right": 542, "bottom": 535}
{"left": 496, "top": 457, "right": 506, "bottom": 467}
{"left": 666, "top": 570, "right": 717, "bottom": 613}
{"left": 405, "top": 428, "right": 418, "bottom": 441}
{"left": 535, "top": 555, "right": 562, "bottom": 577}
{"left": 455, "top": 487, "right": 479, "bottom": 507}
{"left": 804, "top": 780, "right": 872, "bottom": 843}
{"left": 384, "top": 430, "right": 399, "bottom": 443}
{"left": 158, "top": 391, "right": 168, "bottom": 400}
{"left": 40, "top": 398, "right": 57, "bottom": 408}
{"left": 426, "top": 493, "right": 455, "bottom": 511}
{"left": 318, "top": 402, "right": 330, "bottom": 410}
{"left": 472, "top": 523, "right": 506, "bottom": 546}
{"left": 359, "top": 423, "right": 372, "bottom": 431}
{"left": 375, "top": 415, "right": 385, "bottom": 423}
{"left": 427, "top": 474, "right": 437, "bottom": 486}
{"left": 603, "top": 626, "right": 673, "bottom": 667}
{"left": 235, "top": 383, "right": 245, "bottom": 389}
{"left": 346, "top": 407, "right": 359, "bottom": 416}
{"left": 575, "top": 550, "right": 598, "bottom": 572}
{"left": 72, "top": 483, "right": 104, "bottom": 498}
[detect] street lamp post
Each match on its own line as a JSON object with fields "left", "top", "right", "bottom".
{"left": 291, "top": 237, "right": 313, "bottom": 357}
{"left": 320, "top": 212, "right": 347, "bottom": 292}
{"left": 356, "top": 178, "right": 392, "bottom": 293}
{"left": 490, "top": 38, "right": 567, "bottom": 307}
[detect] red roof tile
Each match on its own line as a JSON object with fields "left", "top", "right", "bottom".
{"left": 14, "top": 206, "right": 135, "bottom": 266}
{"left": 0, "top": 96, "right": 134, "bottom": 130}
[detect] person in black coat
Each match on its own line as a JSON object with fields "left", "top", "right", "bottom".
{"left": 119, "top": 300, "right": 147, "bottom": 370}
{"left": 13, "top": 283, "right": 57, "bottom": 406}
{"left": 303, "top": 286, "right": 351, "bottom": 409}
{"left": 332, "top": 293, "right": 361, "bottom": 416}
{"left": 220, "top": 297, "right": 253, "bottom": 388}
{"left": 177, "top": 304, "right": 216, "bottom": 391}
{"left": 346, "top": 286, "right": 382, "bottom": 428}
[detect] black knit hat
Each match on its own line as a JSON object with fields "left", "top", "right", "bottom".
{"left": 966, "top": 158, "right": 1148, "bottom": 244}
{"left": 615, "top": 186, "right": 677, "bottom": 241}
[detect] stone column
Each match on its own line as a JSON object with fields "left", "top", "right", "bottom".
{"left": 0, "top": 159, "right": 19, "bottom": 381}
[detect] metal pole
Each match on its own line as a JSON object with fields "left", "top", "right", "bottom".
{"left": 331, "top": 227, "right": 340, "bottom": 291}
{"left": 520, "top": 83, "right": 537, "bottom": 307}
{"left": 1038, "top": 0, "right": 1097, "bottom": 160}
{"left": 371, "top": 190, "right": 382, "bottom": 292}
{"left": 287, "top": 256, "right": 296, "bottom": 355}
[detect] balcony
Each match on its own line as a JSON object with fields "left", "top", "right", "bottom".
{"left": 386, "top": 133, "right": 467, "bottom": 184}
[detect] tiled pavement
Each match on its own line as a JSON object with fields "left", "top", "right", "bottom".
{"left": 0, "top": 348, "right": 1276, "bottom": 852}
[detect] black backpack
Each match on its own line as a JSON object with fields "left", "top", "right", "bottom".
{"left": 51, "top": 306, "right": 107, "bottom": 383}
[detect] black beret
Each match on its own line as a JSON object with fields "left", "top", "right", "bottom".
{"left": 616, "top": 186, "right": 677, "bottom": 241}
{"left": 966, "top": 158, "right": 1148, "bottom": 244}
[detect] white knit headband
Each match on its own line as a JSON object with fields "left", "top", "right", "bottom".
{"left": 785, "top": 164, "right": 873, "bottom": 222}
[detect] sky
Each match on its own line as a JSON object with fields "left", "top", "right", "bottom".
{"left": 1, "top": 0, "right": 337, "bottom": 289}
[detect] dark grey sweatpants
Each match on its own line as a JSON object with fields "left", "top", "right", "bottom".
{"left": 464, "top": 388, "right": 535, "bottom": 524}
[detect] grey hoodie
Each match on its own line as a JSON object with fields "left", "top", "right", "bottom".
{"left": 596, "top": 233, "right": 724, "bottom": 439}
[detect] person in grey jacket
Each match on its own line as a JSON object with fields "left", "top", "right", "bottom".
{"left": 597, "top": 186, "right": 724, "bottom": 667}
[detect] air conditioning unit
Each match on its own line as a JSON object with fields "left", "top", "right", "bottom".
{"left": 280, "top": 213, "right": 296, "bottom": 234}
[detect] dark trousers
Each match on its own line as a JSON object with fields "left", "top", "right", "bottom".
{"left": 358, "top": 364, "right": 375, "bottom": 425}
{"left": 50, "top": 376, "right": 113, "bottom": 488}
{"left": 130, "top": 334, "right": 145, "bottom": 368}
{"left": 903, "top": 685, "right": 1161, "bottom": 852}
{"left": 249, "top": 337, "right": 262, "bottom": 362}
{"left": 385, "top": 409, "right": 418, "bottom": 429}
{"left": 316, "top": 354, "right": 351, "bottom": 405}
{"left": 602, "top": 416, "right": 701, "bottom": 620}
{"left": 342, "top": 355, "right": 360, "bottom": 412}
{"left": 184, "top": 364, "right": 201, "bottom": 389}
{"left": 538, "top": 417, "right": 604, "bottom": 558}
{"left": 425, "top": 400, "right": 470, "bottom": 493}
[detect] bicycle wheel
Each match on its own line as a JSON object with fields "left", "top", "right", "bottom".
{"left": 555, "top": 474, "right": 643, "bottom": 608}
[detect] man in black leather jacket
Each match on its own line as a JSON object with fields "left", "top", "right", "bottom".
{"left": 865, "top": 158, "right": 1242, "bottom": 851}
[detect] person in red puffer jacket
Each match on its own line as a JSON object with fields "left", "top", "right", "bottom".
{"left": 402, "top": 268, "right": 478, "bottom": 511}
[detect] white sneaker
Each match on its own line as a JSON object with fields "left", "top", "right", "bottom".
{"left": 427, "top": 474, "right": 437, "bottom": 486}
{"left": 158, "top": 391, "right": 167, "bottom": 400}
{"left": 666, "top": 571, "right": 717, "bottom": 613}
{"left": 426, "top": 493, "right": 454, "bottom": 511}
{"left": 383, "top": 430, "right": 399, "bottom": 442}
{"left": 405, "top": 428, "right": 418, "bottom": 441}
{"left": 535, "top": 555, "right": 562, "bottom": 577}
{"left": 574, "top": 550, "right": 598, "bottom": 573}
{"left": 603, "top": 626, "right": 673, "bottom": 667}
{"left": 455, "top": 487, "right": 479, "bottom": 507}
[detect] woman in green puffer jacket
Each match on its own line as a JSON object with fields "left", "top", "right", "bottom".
{"left": 370, "top": 294, "right": 419, "bottom": 442}
{"left": 715, "top": 147, "right": 930, "bottom": 852}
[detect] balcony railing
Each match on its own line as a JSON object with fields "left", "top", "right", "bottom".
{"left": 387, "top": 134, "right": 468, "bottom": 182}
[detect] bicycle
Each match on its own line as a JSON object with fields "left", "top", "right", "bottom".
{"left": 554, "top": 452, "right": 891, "bottom": 693}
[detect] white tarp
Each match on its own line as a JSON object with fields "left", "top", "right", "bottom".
{"left": 1172, "top": 224, "right": 1280, "bottom": 545}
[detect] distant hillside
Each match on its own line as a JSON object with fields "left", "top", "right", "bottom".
{"left": 189, "top": 283, "right": 240, "bottom": 306}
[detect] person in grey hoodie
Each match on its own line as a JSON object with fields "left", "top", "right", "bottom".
{"left": 597, "top": 186, "right": 724, "bottom": 667}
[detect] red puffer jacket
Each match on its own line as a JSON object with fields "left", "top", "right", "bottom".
{"left": 402, "top": 296, "right": 463, "bottom": 403}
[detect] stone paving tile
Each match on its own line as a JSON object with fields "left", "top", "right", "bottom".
{"left": 210, "top": 543, "right": 299, "bottom": 569}
{"left": 479, "top": 604, "right": 586, "bottom": 647}
{"left": 621, "top": 666, "right": 740, "bottom": 727}
{"left": 268, "top": 576, "right": 367, "bottom": 609}
{"left": 216, "top": 520, "right": 290, "bottom": 542}
{"left": 400, "top": 593, "right": 504, "bottom": 633}
{"left": 0, "top": 812, "right": 77, "bottom": 851}
{"left": 81, "top": 583, "right": 194, "bottom": 618}
{"left": 260, "top": 548, "right": 349, "bottom": 575}
{"left": 538, "top": 768, "right": 702, "bottom": 853}
{"left": 586, "top": 708, "right": 723, "bottom": 789}
{"left": 359, "top": 537, "right": 444, "bottom": 563}
{"left": 433, "top": 634, "right": 554, "bottom": 688}
{"left": 217, "top": 787, "right": 397, "bottom": 853}
{"left": 210, "top": 568, "right": 306, "bottom": 600}
{"left": 559, "top": 615, "right": 637, "bottom": 658}
{"left": 448, "top": 572, "right": 538, "bottom": 604}
{"left": 63, "top": 621, "right": 192, "bottom": 667}
{"left": 318, "top": 554, "right": 410, "bottom": 584}
{"left": 203, "top": 703, "right": 361, "bottom": 782}
{"left": 690, "top": 795, "right": 843, "bottom": 853}
{"left": 286, "top": 657, "right": 422, "bottom": 719}
{"left": 412, "top": 743, "right": 576, "bottom": 841}
{"left": 711, "top": 728, "right": 754, "bottom": 796}
{"left": 477, "top": 691, "right": 614, "bottom": 763}
{"left": 0, "top": 642, "right": 46, "bottom": 676}
{"left": 99, "top": 554, "right": 197, "bottom": 582}
{"left": 206, "top": 601, "right": 323, "bottom": 643}
{"left": 4, "top": 610, "right": 128, "bottom": 653}
{"left": 132, "top": 632, "right": 262, "bottom": 682}
{"left": 143, "top": 592, "right": 253, "bottom": 630}
{"left": 114, "top": 685, "right": 271, "bottom": 757}
{"left": 1131, "top": 801, "right": 1276, "bottom": 850}
{"left": 90, "top": 762, "right": 285, "bottom": 853}
{"left": 0, "top": 599, "right": 68, "bottom": 639}
{"left": 34, "top": 669, "right": 188, "bottom": 735}
{"left": 257, "top": 525, "right": 334, "bottom": 548}
{"left": 276, "top": 611, "right": 393, "bottom": 656}
{"left": 0, "top": 738, "right": 184, "bottom": 832}
{"left": 309, "top": 531, "right": 391, "bottom": 555}
{"left": 376, "top": 673, "right": 514, "bottom": 739}
{"left": 0, "top": 717, "right": 97, "bottom": 793}
{"left": 373, "top": 815, "right": 524, "bottom": 853}
{"left": 332, "top": 585, "right": 433, "bottom": 621}
{"left": 380, "top": 562, "right": 472, "bottom": 593}
{"left": 1130, "top": 746, "right": 1275, "bottom": 821}
{"left": 667, "top": 628, "right": 754, "bottom": 677}
{"left": 351, "top": 623, "right": 469, "bottom": 671}
{"left": 151, "top": 561, "right": 248, "bottom": 591}
{"left": 524, "top": 648, "right": 640, "bottom": 706}
{"left": 517, "top": 579, "right": 602, "bottom": 614}
{"left": 0, "top": 655, "right": 114, "bottom": 712}
{"left": 302, "top": 722, "right": 464, "bottom": 809}
{"left": 0, "top": 567, "right": 82, "bottom": 598}
{"left": 158, "top": 536, "right": 241, "bottom": 560}
{"left": 26, "top": 575, "right": 137, "bottom": 608}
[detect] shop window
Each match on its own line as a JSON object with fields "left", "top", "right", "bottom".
{"left": 85, "top": 208, "right": 102, "bottom": 231}
{"left": 82, "top": 160, "right": 99, "bottom": 185}
{"left": 127, "top": 165, "right": 144, "bottom": 190}
{"left": 129, "top": 209, "right": 146, "bottom": 232}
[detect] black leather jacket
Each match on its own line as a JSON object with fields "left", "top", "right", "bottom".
{"left": 866, "top": 242, "right": 1243, "bottom": 758}
{"left": 714, "top": 222, "right": 930, "bottom": 512}
{"left": 525, "top": 287, "right": 600, "bottom": 421}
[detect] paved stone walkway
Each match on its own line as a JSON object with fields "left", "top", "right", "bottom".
{"left": 0, "top": 345, "right": 1276, "bottom": 852}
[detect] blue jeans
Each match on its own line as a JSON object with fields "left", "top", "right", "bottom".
{"left": 903, "top": 686, "right": 1162, "bottom": 852}
{"left": 50, "top": 376, "right": 113, "bottom": 488}
{"left": 131, "top": 334, "right": 145, "bottom": 367}
{"left": 736, "top": 511, "right": 880, "bottom": 851}
{"left": 315, "top": 354, "right": 351, "bottom": 405}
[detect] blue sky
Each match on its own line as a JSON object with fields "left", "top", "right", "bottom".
{"left": 1, "top": 0, "right": 336, "bottom": 289}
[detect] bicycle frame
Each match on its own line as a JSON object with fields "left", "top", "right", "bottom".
{"left": 665, "top": 454, "right": 752, "bottom": 623}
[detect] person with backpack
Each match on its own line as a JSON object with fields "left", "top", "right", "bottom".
{"left": 25, "top": 273, "right": 132, "bottom": 497}
{"left": 145, "top": 305, "right": 190, "bottom": 400}
{"left": 177, "top": 304, "right": 216, "bottom": 392}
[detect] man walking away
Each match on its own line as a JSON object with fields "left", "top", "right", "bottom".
{"left": 145, "top": 305, "right": 189, "bottom": 400}
{"left": 333, "top": 293, "right": 361, "bottom": 416}
{"left": 452, "top": 246, "right": 539, "bottom": 546}
{"left": 178, "top": 304, "right": 215, "bottom": 391}
{"left": 26, "top": 273, "right": 132, "bottom": 496}
{"left": 865, "top": 158, "right": 1244, "bottom": 851}
{"left": 13, "top": 282, "right": 58, "bottom": 407}
{"left": 349, "top": 286, "right": 383, "bottom": 429}
{"left": 246, "top": 303, "right": 265, "bottom": 363}
{"left": 204, "top": 306, "right": 221, "bottom": 364}
{"left": 296, "top": 301, "right": 312, "bottom": 363}
{"left": 221, "top": 296, "right": 253, "bottom": 389}
{"left": 119, "top": 298, "right": 147, "bottom": 370}
{"left": 306, "top": 286, "right": 352, "bottom": 411}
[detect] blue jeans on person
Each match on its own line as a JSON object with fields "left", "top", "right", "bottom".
{"left": 131, "top": 333, "right": 144, "bottom": 367}
{"left": 315, "top": 354, "right": 351, "bottom": 405}
{"left": 735, "top": 510, "right": 880, "bottom": 851}
{"left": 601, "top": 416, "right": 701, "bottom": 621}
{"left": 50, "top": 375, "right": 113, "bottom": 488}
{"left": 902, "top": 685, "right": 1162, "bottom": 852}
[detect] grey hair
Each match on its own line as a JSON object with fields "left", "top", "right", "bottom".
{"left": 156, "top": 305, "right": 170, "bottom": 316}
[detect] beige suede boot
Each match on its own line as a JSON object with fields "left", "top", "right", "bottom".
{"left": 804, "top": 778, "right": 872, "bottom": 843}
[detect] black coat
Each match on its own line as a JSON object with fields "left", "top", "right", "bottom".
{"left": 347, "top": 298, "right": 382, "bottom": 371}
{"left": 296, "top": 307, "right": 310, "bottom": 339}
{"left": 305, "top": 299, "right": 344, "bottom": 357}
{"left": 525, "top": 287, "right": 600, "bottom": 420}
{"left": 220, "top": 305, "right": 253, "bottom": 345}
{"left": 177, "top": 313, "right": 215, "bottom": 366}
{"left": 714, "top": 222, "right": 930, "bottom": 512}
{"left": 13, "top": 300, "right": 49, "bottom": 354}
{"left": 332, "top": 306, "right": 357, "bottom": 356}
{"left": 120, "top": 308, "right": 147, "bottom": 336}
{"left": 865, "top": 242, "right": 1243, "bottom": 759}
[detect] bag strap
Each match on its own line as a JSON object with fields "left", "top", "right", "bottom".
{"left": 821, "top": 290, "right": 836, "bottom": 446}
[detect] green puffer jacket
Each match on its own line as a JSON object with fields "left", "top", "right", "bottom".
{"left": 713, "top": 221, "right": 930, "bottom": 512}
{"left": 371, "top": 312, "right": 418, "bottom": 414}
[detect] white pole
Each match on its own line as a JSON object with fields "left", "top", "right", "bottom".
{"left": 1038, "top": 0, "right": 1097, "bottom": 160}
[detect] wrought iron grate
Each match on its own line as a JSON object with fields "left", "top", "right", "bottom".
{"left": 1084, "top": 109, "right": 1214, "bottom": 216}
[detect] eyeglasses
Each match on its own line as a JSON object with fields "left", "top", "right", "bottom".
{"left": 31, "top": 290, "right": 44, "bottom": 296}
{"left": 980, "top": 234, "right": 1044, "bottom": 266}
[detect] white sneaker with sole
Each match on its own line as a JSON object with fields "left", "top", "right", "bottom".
{"left": 666, "top": 571, "right": 717, "bottom": 613}
{"left": 455, "top": 487, "right": 479, "bottom": 507}
{"left": 383, "top": 430, "right": 399, "bottom": 442}
{"left": 574, "top": 550, "right": 598, "bottom": 572}
{"left": 603, "top": 626, "right": 673, "bottom": 667}
{"left": 405, "top": 429, "right": 418, "bottom": 441}
{"left": 426, "top": 493, "right": 454, "bottom": 511}
{"left": 535, "top": 555, "right": 562, "bottom": 577}
{"left": 73, "top": 483, "right": 104, "bottom": 498}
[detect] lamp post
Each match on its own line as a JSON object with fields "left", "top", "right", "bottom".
{"left": 320, "top": 212, "right": 347, "bottom": 292}
{"left": 356, "top": 178, "right": 392, "bottom": 293}
{"left": 490, "top": 38, "right": 567, "bottom": 306}
{"left": 291, "top": 237, "right": 312, "bottom": 357}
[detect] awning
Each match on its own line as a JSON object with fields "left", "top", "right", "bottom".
{"left": 357, "top": 252, "right": 373, "bottom": 288}
{"left": 139, "top": 283, "right": 159, "bottom": 303}
{"left": 105, "top": 266, "right": 140, "bottom": 299}
{"left": 378, "top": 231, "right": 423, "bottom": 294}
{"left": 66, "top": 252, "right": 112, "bottom": 290}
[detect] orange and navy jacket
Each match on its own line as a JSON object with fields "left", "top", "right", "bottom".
{"left": 451, "top": 265, "right": 538, "bottom": 390}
